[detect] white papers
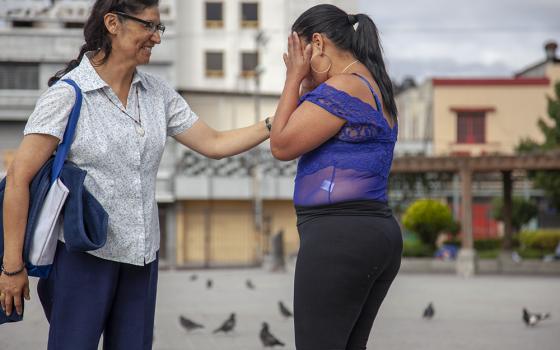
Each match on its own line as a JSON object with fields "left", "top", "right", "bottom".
{"left": 29, "top": 178, "right": 69, "bottom": 266}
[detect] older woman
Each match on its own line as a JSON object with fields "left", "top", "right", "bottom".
{"left": 0, "top": 0, "right": 270, "bottom": 348}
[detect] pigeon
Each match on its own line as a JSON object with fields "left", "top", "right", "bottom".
{"left": 523, "top": 308, "right": 550, "bottom": 327}
{"left": 206, "top": 278, "right": 213, "bottom": 289}
{"left": 179, "top": 315, "right": 204, "bottom": 331}
{"left": 423, "top": 302, "right": 435, "bottom": 320}
{"left": 213, "top": 313, "right": 236, "bottom": 334}
{"left": 189, "top": 274, "right": 198, "bottom": 281}
{"left": 260, "top": 322, "right": 285, "bottom": 347}
{"left": 246, "top": 279, "right": 256, "bottom": 290}
{"left": 278, "top": 301, "right": 293, "bottom": 318}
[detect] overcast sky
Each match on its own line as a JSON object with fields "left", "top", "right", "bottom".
{"left": 1, "top": 0, "right": 558, "bottom": 84}
{"left": 359, "top": 0, "right": 560, "bottom": 83}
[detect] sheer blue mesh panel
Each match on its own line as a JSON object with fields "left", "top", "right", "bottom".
{"left": 293, "top": 80, "right": 397, "bottom": 206}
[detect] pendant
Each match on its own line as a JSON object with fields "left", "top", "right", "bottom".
{"left": 136, "top": 125, "right": 145, "bottom": 136}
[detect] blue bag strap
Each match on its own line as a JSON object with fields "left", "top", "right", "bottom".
{"left": 50, "top": 79, "right": 82, "bottom": 184}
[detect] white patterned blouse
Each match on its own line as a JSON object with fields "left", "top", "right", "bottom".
{"left": 24, "top": 52, "right": 199, "bottom": 265}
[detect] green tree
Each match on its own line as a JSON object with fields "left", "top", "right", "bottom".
{"left": 490, "top": 196, "right": 538, "bottom": 232}
{"left": 402, "top": 199, "right": 456, "bottom": 248}
{"left": 517, "top": 81, "right": 560, "bottom": 209}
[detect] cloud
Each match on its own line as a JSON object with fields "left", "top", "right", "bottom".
{"left": 388, "top": 57, "right": 514, "bottom": 82}
{"left": 360, "top": 0, "right": 560, "bottom": 80}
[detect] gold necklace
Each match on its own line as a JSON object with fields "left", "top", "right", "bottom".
{"left": 341, "top": 60, "right": 359, "bottom": 74}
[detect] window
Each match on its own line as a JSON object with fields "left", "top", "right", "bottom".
{"left": 64, "top": 22, "right": 85, "bottom": 29}
{"left": 205, "top": 51, "right": 224, "bottom": 77}
{"left": 241, "top": 2, "right": 258, "bottom": 28}
{"left": 12, "top": 21, "right": 34, "bottom": 28}
{"left": 241, "top": 52, "right": 258, "bottom": 77}
{"left": 0, "top": 62, "right": 39, "bottom": 90}
{"left": 205, "top": 2, "right": 223, "bottom": 28}
{"left": 457, "top": 112, "right": 485, "bottom": 144}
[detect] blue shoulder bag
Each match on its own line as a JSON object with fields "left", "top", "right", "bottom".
{"left": 0, "top": 79, "right": 108, "bottom": 323}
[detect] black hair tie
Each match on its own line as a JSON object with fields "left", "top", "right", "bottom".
{"left": 347, "top": 14, "right": 358, "bottom": 26}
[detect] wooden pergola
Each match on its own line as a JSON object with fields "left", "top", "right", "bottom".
{"left": 391, "top": 151, "right": 560, "bottom": 273}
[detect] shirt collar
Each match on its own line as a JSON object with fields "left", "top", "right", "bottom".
{"left": 132, "top": 69, "right": 148, "bottom": 91}
{"left": 71, "top": 51, "right": 147, "bottom": 92}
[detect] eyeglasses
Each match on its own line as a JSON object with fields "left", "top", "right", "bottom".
{"left": 113, "top": 11, "right": 166, "bottom": 36}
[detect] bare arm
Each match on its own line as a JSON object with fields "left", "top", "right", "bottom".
{"left": 270, "top": 32, "right": 345, "bottom": 161}
{"left": 173, "top": 118, "right": 270, "bottom": 160}
{"left": 1, "top": 134, "right": 58, "bottom": 315}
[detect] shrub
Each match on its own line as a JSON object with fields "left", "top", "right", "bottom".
{"left": 477, "top": 250, "right": 500, "bottom": 259}
{"left": 517, "top": 248, "right": 546, "bottom": 259}
{"left": 402, "top": 199, "right": 456, "bottom": 248}
{"left": 474, "top": 238, "right": 502, "bottom": 251}
{"left": 519, "top": 230, "right": 560, "bottom": 251}
{"left": 402, "top": 240, "right": 434, "bottom": 257}
{"left": 441, "top": 237, "right": 461, "bottom": 247}
{"left": 491, "top": 197, "right": 538, "bottom": 232}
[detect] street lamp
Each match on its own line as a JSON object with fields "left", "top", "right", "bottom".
{"left": 253, "top": 30, "right": 267, "bottom": 261}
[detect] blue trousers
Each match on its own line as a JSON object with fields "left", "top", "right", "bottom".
{"left": 37, "top": 242, "right": 158, "bottom": 350}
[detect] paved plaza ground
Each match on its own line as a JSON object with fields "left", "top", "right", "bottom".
{"left": 1, "top": 264, "right": 559, "bottom": 350}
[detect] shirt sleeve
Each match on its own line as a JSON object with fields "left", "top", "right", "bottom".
{"left": 161, "top": 79, "right": 199, "bottom": 137}
{"left": 24, "top": 82, "right": 76, "bottom": 141}
{"left": 299, "top": 83, "right": 373, "bottom": 125}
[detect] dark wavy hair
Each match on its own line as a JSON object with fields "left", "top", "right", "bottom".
{"left": 48, "top": 0, "right": 159, "bottom": 86}
{"left": 292, "top": 4, "right": 398, "bottom": 120}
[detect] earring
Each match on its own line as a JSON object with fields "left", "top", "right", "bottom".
{"left": 310, "top": 53, "right": 332, "bottom": 74}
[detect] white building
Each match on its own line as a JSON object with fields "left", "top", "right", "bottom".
{"left": 393, "top": 79, "right": 433, "bottom": 156}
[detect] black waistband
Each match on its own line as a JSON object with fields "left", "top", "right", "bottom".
{"left": 295, "top": 200, "right": 393, "bottom": 226}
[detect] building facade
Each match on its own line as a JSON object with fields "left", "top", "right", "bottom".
{"left": 395, "top": 41, "right": 560, "bottom": 237}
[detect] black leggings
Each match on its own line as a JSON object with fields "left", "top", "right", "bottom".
{"left": 294, "top": 201, "right": 402, "bottom": 350}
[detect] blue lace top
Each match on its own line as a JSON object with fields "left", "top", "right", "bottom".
{"left": 294, "top": 73, "right": 398, "bottom": 206}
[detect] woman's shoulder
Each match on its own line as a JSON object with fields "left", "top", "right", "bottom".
{"left": 38, "top": 79, "right": 76, "bottom": 103}
{"left": 137, "top": 71, "right": 171, "bottom": 89}
{"left": 323, "top": 73, "right": 374, "bottom": 98}
{"left": 136, "top": 71, "right": 180, "bottom": 101}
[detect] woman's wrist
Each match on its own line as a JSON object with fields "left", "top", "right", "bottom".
{"left": 285, "top": 75, "right": 304, "bottom": 88}
{"left": 264, "top": 117, "right": 273, "bottom": 132}
{"left": 1, "top": 263, "right": 25, "bottom": 276}
{"left": 2, "top": 256, "right": 24, "bottom": 271}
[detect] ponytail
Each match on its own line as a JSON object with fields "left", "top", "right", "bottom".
{"left": 292, "top": 4, "right": 398, "bottom": 121}
{"left": 352, "top": 14, "right": 398, "bottom": 120}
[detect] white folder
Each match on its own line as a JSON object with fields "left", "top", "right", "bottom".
{"left": 28, "top": 178, "right": 69, "bottom": 266}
